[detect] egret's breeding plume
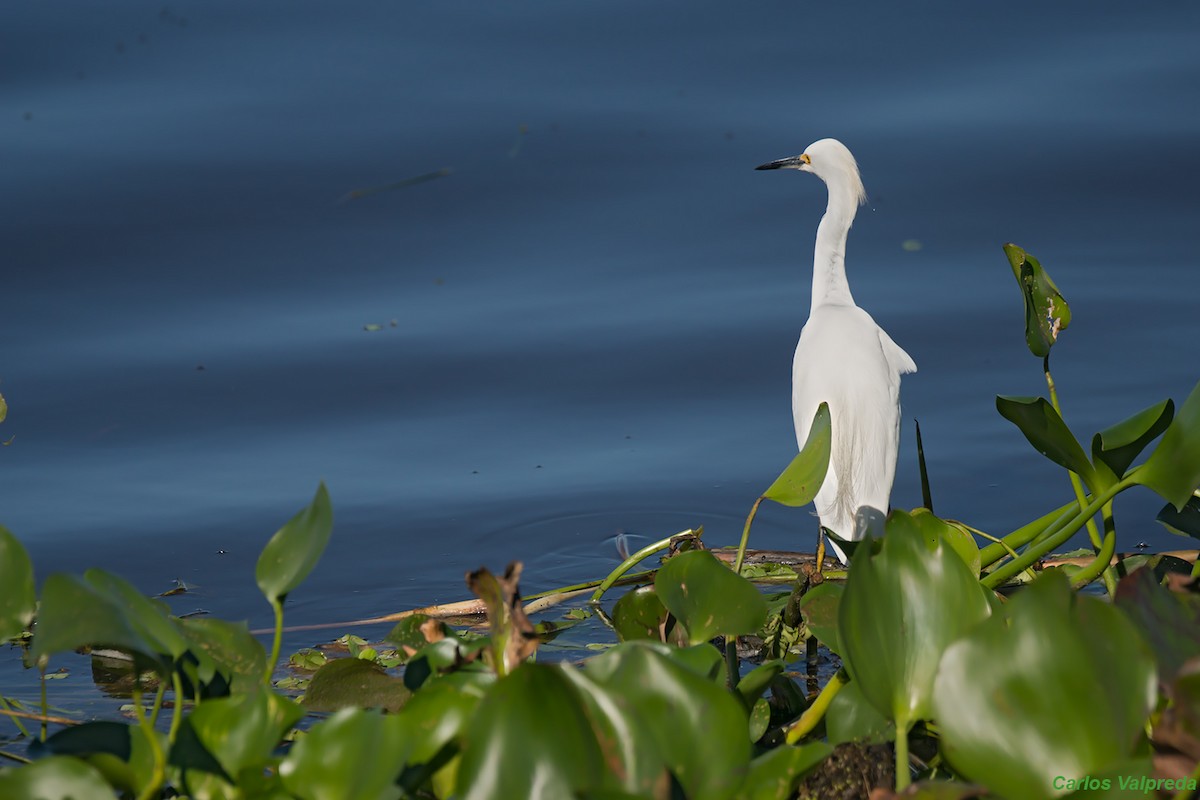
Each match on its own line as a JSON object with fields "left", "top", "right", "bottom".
{"left": 756, "top": 139, "right": 916, "bottom": 562}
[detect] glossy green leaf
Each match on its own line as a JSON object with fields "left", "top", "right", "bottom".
{"left": 302, "top": 657, "right": 411, "bottom": 713}
{"left": 655, "top": 550, "right": 767, "bottom": 643}
{"left": 31, "top": 573, "right": 160, "bottom": 667}
{"left": 1092, "top": 399, "right": 1173, "bottom": 478}
{"left": 0, "top": 756, "right": 116, "bottom": 800}
{"left": 838, "top": 512, "right": 992, "bottom": 733}
{"left": 996, "top": 395, "right": 1096, "bottom": 488}
{"left": 1004, "top": 243, "right": 1070, "bottom": 357}
{"left": 401, "top": 670, "right": 493, "bottom": 763}
{"left": 0, "top": 390, "right": 6, "bottom": 423}
{"left": 741, "top": 742, "right": 832, "bottom": 800}
{"left": 1158, "top": 494, "right": 1200, "bottom": 538}
{"left": 280, "top": 708, "right": 412, "bottom": 800}
{"left": 933, "top": 570, "right": 1156, "bottom": 800}
{"left": 0, "top": 526, "right": 35, "bottom": 642}
{"left": 1114, "top": 566, "right": 1200, "bottom": 682}
{"left": 611, "top": 585, "right": 669, "bottom": 642}
{"left": 826, "top": 677, "right": 893, "bottom": 745}
{"left": 583, "top": 642, "right": 751, "bottom": 800}
{"left": 763, "top": 403, "right": 831, "bottom": 507}
{"left": 1140, "top": 378, "right": 1200, "bottom": 510}
{"left": 176, "top": 617, "right": 268, "bottom": 693}
{"left": 737, "top": 660, "right": 785, "bottom": 709}
{"left": 255, "top": 482, "right": 333, "bottom": 603}
{"left": 797, "top": 581, "right": 842, "bottom": 655}
{"left": 82, "top": 568, "right": 189, "bottom": 661}
{"left": 455, "top": 663, "right": 606, "bottom": 800}
{"left": 35, "top": 722, "right": 160, "bottom": 797}
{"left": 907, "top": 508, "right": 981, "bottom": 576}
{"left": 180, "top": 689, "right": 304, "bottom": 781}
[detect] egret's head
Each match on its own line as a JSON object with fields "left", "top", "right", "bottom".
{"left": 755, "top": 138, "right": 867, "bottom": 207}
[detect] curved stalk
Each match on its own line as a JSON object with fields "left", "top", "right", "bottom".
{"left": 1044, "top": 356, "right": 1104, "bottom": 552}
{"left": 982, "top": 472, "right": 1138, "bottom": 589}
{"left": 979, "top": 500, "right": 1077, "bottom": 568}
{"left": 590, "top": 532, "right": 691, "bottom": 603}
{"left": 1071, "top": 528, "right": 1117, "bottom": 589}
{"left": 265, "top": 598, "right": 285, "bottom": 685}
{"left": 785, "top": 667, "right": 847, "bottom": 744}
{"left": 735, "top": 497, "right": 765, "bottom": 576}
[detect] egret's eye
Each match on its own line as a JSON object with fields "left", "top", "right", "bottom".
{"left": 800, "top": 154, "right": 812, "bottom": 165}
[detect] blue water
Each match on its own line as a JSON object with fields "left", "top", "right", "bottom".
{"left": 4, "top": 0, "right": 1199, "bottom": 654}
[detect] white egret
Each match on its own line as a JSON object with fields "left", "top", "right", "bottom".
{"left": 756, "top": 139, "right": 916, "bottom": 563}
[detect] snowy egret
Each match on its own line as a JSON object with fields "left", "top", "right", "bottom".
{"left": 756, "top": 139, "right": 916, "bottom": 563}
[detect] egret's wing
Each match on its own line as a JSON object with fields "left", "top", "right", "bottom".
{"left": 878, "top": 327, "right": 917, "bottom": 375}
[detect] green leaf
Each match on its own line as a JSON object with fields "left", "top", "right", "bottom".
{"left": 582, "top": 642, "right": 751, "bottom": 800}
{"left": 302, "top": 657, "right": 411, "bottom": 713}
{"left": 1139, "top": 378, "right": 1200, "bottom": 510}
{"left": 0, "top": 390, "right": 6, "bottom": 423}
{"left": 740, "top": 742, "right": 831, "bottom": 800}
{"left": 1114, "top": 566, "right": 1200, "bottom": 683}
{"left": 176, "top": 617, "right": 268, "bottom": 694}
{"left": 797, "top": 581, "right": 842, "bottom": 655}
{"left": 1092, "top": 399, "right": 1173, "bottom": 478}
{"left": 837, "top": 511, "right": 992, "bottom": 733}
{"left": 826, "top": 678, "right": 894, "bottom": 745}
{"left": 0, "top": 526, "right": 36, "bottom": 642}
{"left": 611, "top": 586, "right": 670, "bottom": 642}
{"left": 401, "top": 670, "right": 493, "bottom": 763}
{"left": 933, "top": 570, "right": 1156, "bottom": 800}
{"left": 279, "top": 708, "right": 412, "bottom": 800}
{"left": 905, "top": 509, "right": 981, "bottom": 576}
{"left": 1158, "top": 494, "right": 1200, "bottom": 538}
{"left": 655, "top": 550, "right": 768, "bottom": 643}
{"left": 763, "top": 403, "right": 831, "bottom": 507}
{"left": 255, "top": 482, "right": 333, "bottom": 604}
{"left": 996, "top": 395, "right": 1097, "bottom": 488}
{"left": 82, "top": 569, "right": 190, "bottom": 661}
{"left": 737, "top": 660, "right": 785, "bottom": 709}
{"left": 178, "top": 689, "right": 304, "bottom": 781}
{"left": 0, "top": 756, "right": 116, "bottom": 800}
{"left": 35, "top": 722, "right": 160, "bottom": 798}
{"left": 1004, "top": 243, "right": 1071, "bottom": 357}
{"left": 31, "top": 573, "right": 160, "bottom": 668}
{"left": 455, "top": 663, "right": 606, "bottom": 800}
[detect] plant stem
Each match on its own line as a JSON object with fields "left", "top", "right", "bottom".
{"left": 895, "top": 722, "right": 911, "bottom": 790}
{"left": 590, "top": 532, "right": 692, "bottom": 603}
{"left": 1070, "top": 528, "right": 1116, "bottom": 589}
{"left": 265, "top": 598, "right": 285, "bottom": 685}
{"left": 785, "top": 668, "right": 847, "bottom": 744}
{"left": 1044, "top": 356, "right": 1104, "bottom": 553}
{"left": 978, "top": 500, "right": 1077, "bottom": 568}
{"left": 735, "top": 496, "right": 765, "bottom": 576}
{"left": 168, "top": 672, "right": 185, "bottom": 745}
{"left": 725, "top": 637, "right": 739, "bottom": 690}
{"left": 982, "top": 473, "right": 1137, "bottom": 589}
{"left": 132, "top": 682, "right": 166, "bottom": 800}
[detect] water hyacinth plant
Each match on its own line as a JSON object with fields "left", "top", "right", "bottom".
{"left": 0, "top": 245, "right": 1198, "bottom": 797}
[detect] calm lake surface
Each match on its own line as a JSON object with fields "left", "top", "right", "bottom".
{"left": 4, "top": 1, "right": 1199, "bottom": 681}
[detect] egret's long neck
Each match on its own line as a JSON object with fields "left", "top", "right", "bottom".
{"left": 810, "top": 177, "right": 859, "bottom": 314}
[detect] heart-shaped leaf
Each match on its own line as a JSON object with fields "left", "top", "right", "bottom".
{"left": 1092, "top": 399, "right": 1173, "bottom": 479}
{"left": 256, "top": 482, "right": 333, "bottom": 604}
{"left": 280, "top": 708, "right": 413, "bottom": 800}
{"left": 655, "top": 550, "right": 767, "bottom": 643}
{"left": 763, "top": 403, "right": 831, "bottom": 507}
{"left": 1139, "top": 378, "right": 1200, "bottom": 510}
{"left": 996, "top": 395, "right": 1096, "bottom": 489}
{"left": 933, "top": 570, "right": 1156, "bottom": 800}
{"left": 838, "top": 512, "right": 992, "bottom": 733}
{"left": 1004, "top": 243, "right": 1071, "bottom": 358}
{"left": 0, "top": 526, "right": 35, "bottom": 642}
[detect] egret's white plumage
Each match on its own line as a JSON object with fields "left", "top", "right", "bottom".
{"left": 757, "top": 139, "right": 916, "bottom": 562}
